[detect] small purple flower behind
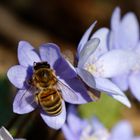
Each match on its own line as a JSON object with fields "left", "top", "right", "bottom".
{"left": 62, "top": 106, "right": 140, "bottom": 140}
{"left": 62, "top": 106, "right": 110, "bottom": 140}
{"left": 109, "top": 7, "right": 140, "bottom": 101}
{"left": 7, "top": 41, "right": 91, "bottom": 129}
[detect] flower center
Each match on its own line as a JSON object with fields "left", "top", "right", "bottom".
{"left": 85, "top": 64, "right": 97, "bottom": 74}
{"left": 84, "top": 63, "right": 104, "bottom": 77}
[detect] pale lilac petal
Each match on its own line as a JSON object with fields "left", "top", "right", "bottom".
{"left": 94, "top": 50, "right": 139, "bottom": 78}
{"left": 39, "top": 43, "right": 60, "bottom": 67}
{"left": 92, "top": 117, "right": 105, "bottom": 131}
{"left": 94, "top": 77, "right": 131, "bottom": 107}
{"left": 135, "top": 42, "right": 140, "bottom": 54}
{"left": 78, "top": 38, "right": 100, "bottom": 68}
{"left": 13, "top": 89, "right": 36, "bottom": 114}
{"left": 76, "top": 68, "right": 96, "bottom": 89}
{"left": 62, "top": 125, "right": 77, "bottom": 140}
{"left": 0, "top": 127, "right": 13, "bottom": 140}
{"left": 79, "top": 38, "right": 99, "bottom": 59}
{"left": 119, "top": 12, "right": 139, "bottom": 49}
{"left": 109, "top": 7, "right": 121, "bottom": 50}
{"left": 129, "top": 73, "right": 140, "bottom": 101}
{"left": 40, "top": 100, "right": 66, "bottom": 130}
{"left": 109, "top": 31, "right": 116, "bottom": 50}
{"left": 62, "top": 106, "right": 87, "bottom": 140}
{"left": 110, "top": 8, "right": 139, "bottom": 50}
{"left": 110, "top": 121, "right": 132, "bottom": 140}
{"left": 111, "top": 7, "right": 121, "bottom": 32}
{"left": 90, "top": 28, "right": 109, "bottom": 60}
{"left": 112, "top": 73, "right": 129, "bottom": 91}
{"left": 7, "top": 65, "right": 28, "bottom": 89}
{"left": 76, "top": 68, "right": 101, "bottom": 101}
{"left": 77, "top": 21, "right": 97, "bottom": 56}
{"left": 58, "top": 77, "right": 92, "bottom": 104}
{"left": 40, "top": 43, "right": 76, "bottom": 79}
{"left": 18, "top": 41, "right": 41, "bottom": 67}
{"left": 67, "top": 106, "right": 87, "bottom": 134}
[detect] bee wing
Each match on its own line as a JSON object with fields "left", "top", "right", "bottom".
{"left": 57, "top": 80, "right": 78, "bottom": 104}
{"left": 13, "top": 87, "right": 37, "bottom": 114}
{"left": 19, "top": 86, "right": 36, "bottom": 103}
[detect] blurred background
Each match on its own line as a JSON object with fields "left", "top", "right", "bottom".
{"left": 0, "top": 0, "right": 140, "bottom": 139}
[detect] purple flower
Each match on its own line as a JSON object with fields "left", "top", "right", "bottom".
{"left": 62, "top": 106, "right": 110, "bottom": 140}
{"left": 109, "top": 7, "right": 140, "bottom": 101}
{"left": 62, "top": 106, "right": 88, "bottom": 140}
{"left": 7, "top": 41, "right": 91, "bottom": 129}
{"left": 62, "top": 106, "right": 140, "bottom": 140}
{"left": 76, "top": 21, "right": 131, "bottom": 107}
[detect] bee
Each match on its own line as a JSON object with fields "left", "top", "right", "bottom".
{"left": 26, "top": 61, "right": 78, "bottom": 116}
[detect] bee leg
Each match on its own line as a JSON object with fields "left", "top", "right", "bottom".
{"left": 34, "top": 93, "right": 39, "bottom": 105}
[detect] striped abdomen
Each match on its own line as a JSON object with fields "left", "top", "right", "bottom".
{"left": 37, "top": 88, "right": 62, "bottom": 116}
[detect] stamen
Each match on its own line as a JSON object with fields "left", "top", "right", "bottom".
{"left": 85, "top": 63, "right": 105, "bottom": 77}
{"left": 85, "top": 64, "right": 97, "bottom": 73}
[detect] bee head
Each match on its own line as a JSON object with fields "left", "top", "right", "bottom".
{"left": 33, "top": 62, "right": 50, "bottom": 70}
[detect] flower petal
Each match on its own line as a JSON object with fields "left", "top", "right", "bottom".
{"left": 90, "top": 28, "right": 109, "bottom": 60}
{"left": 63, "top": 105, "right": 87, "bottom": 140}
{"left": 40, "top": 100, "right": 66, "bottom": 130}
{"left": 7, "top": 65, "right": 28, "bottom": 89}
{"left": 79, "top": 38, "right": 99, "bottom": 59}
{"left": 109, "top": 7, "right": 121, "bottom": 50}
{"left": 76, "top": 68, "right": 130, "bottom": 107}
{"left": 13, "top": 89, "right": 36, "bottom": 114}
{"left": 111, "top": 7, "right": 121, "bottom": 32}
{"left": 119, "top": 12, "right": 139, "bottom": 49}
{"left": 129, "top": 73, "right": 140, "bottom": 101}
{"left": 39, "top": 43, "right": 60, "bottom": 67}
{"left": 78, "top": 38, "right": 100, "bottom": 68}
{"left": 67, "top": 106, "right": 87, "bottom": 133}
{"left": 135, "top": 41, "right": 140, "bottom": 54}
{"left": 18, "top": 41, "right": 41, "bottom": 67}
{"left": 76, "top": 68, "right": 101, "bottom": 101}
{"left": 110, "top": 121, "right": 132, "bottom": 140}
{"left": 58, "top": 76, "right": 92, "bottom": 104}
{"left": 112, "top": 73, "right": 129, "bottom": 91}
{"left": 94, "top": 50, "right": 139, "bottom": 78}
{"left": 76, "top": 68, "right": 96, "bottom": 89}
{"left": 94, "top": 77, "right": 131, "bottom": 107}
{"left": 77, "top": 21, "right": 97, "bottom": 56}
{"left": 55, "top": 57, "right": 77, "bottom": 79}
{"left": 40, "top": 43, "right": 76, "bottom": 79}
{"left": 62, "top": 124, "right": 77, "bottom": 140}
{"left": 0, "top": 127, "right": 13, "bottom": 140}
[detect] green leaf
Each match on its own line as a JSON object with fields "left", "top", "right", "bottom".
{"left": 78, "top": 93, "right": 125, "bottom": 128}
